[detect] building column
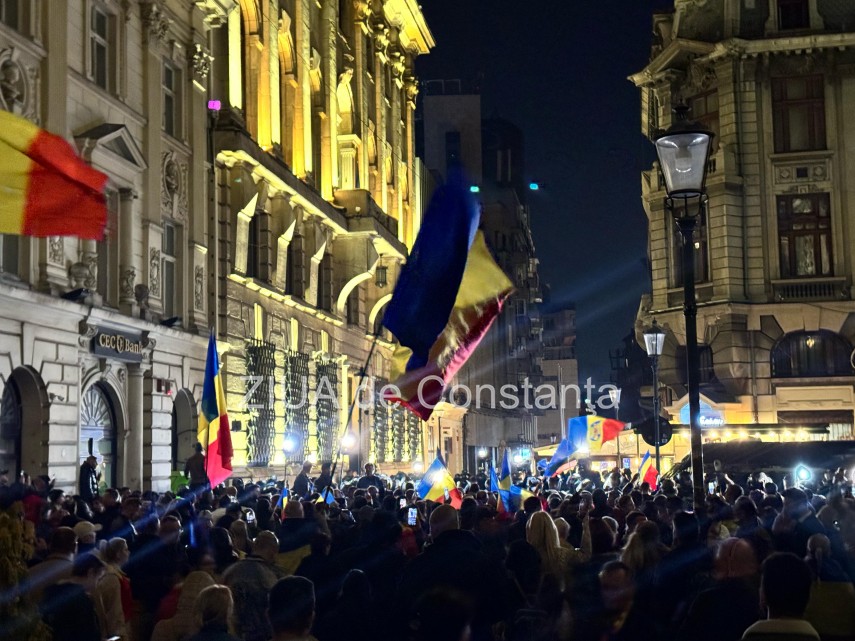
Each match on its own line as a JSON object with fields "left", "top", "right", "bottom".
{"left": 119, "top": 188, "right": 140, "bottom": 316}
{"left": 124, "top": 365, "right": 145, "bottom": 489}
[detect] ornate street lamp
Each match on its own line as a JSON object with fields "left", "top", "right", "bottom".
{"left": 653, "top": 104, "right": 714, "bottom": 508}
{"left": 643, "top": 321, "right": 666, "bottom": 472}
{"left": 608, "top": 387, "right": 622, "bottom": 469}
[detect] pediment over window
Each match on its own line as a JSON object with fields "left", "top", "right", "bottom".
{"left": 75, "top": 123, "right": 148, "bottom": 174}
{"left": 629, "top": 39, "right": 716, "bottom": 87}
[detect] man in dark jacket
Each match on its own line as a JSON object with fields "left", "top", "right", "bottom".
{"left": 398, "top": 504, "right": 510, "bottom": 641}
{"left": 292, "top": 461, "right": 313, "bottom": 498}
{"left": 78, "top": 455, "right": 99, "bottom": 502}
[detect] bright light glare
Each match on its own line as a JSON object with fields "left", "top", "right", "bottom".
{"left": 283, "top": 435, "right": 296, "bottom": 453}
{"left": 796, "top": 465, "right": 811, "bottom": 482}
{"left": 341, "top": 432, "right": 356, "bottom": 449}
{"left": 413, "top": 460, "right": 424, "bottom": 473}
{"left": 469, "top": 185, "right": 480, "bottom": 193}
{"left": 529, "top": 182, "right": 539, "bottom": 191}
{"left": 577, "top": 445, "right": 590, "bottom": 455}
{"left": 307, "top": 452, "right": 318, "bottom": 464}
{"left": 513, "top": 454, "right": 524, "bottom": 465}
{"left": 478, "top": 448, "right": 488, "bottom": 459}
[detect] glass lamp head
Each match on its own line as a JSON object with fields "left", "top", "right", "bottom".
{"left": 654, "top": 105, "right": 714, "bottom": 198}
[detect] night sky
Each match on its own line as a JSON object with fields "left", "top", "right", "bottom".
{"left": 417, "top": 0, "right": 671, "bottom": 386}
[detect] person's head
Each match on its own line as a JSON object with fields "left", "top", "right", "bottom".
{"left": 283, "top": 499, "right": 304, "bottom": 519}
{"left": 526, "top": 511, "right": 560, "bottom": 554}
{"left": 734, "top": 495, "right": 758, "bottom": 522}
{"left": 599, "top": 561, "right": 634, "bottom": 614}
{"left": 783, "top": 487, "right": 810, "bottom": 519}
{"left": 429, "top": 504, "right": 459, "bottom": 540}
{"left": 589, "top": 517, "right": 617, "bottom": 554}
{"left": 195, "top": 584, "right": 233, "bottom": 631}
{"left": 321, "top": 461, "right": 331, "bottom": 474}
{"left": 592, "top": 488, "right": 608, "bottom": 508}
{"left": 71, "top": 552, "right": 105, "bottom": 592}
{"left": 625, "top": 510, "right": 647, "bottom": 535}
{"left": 301, "top": 461, "right": 313, "bottom": 474}
{"left": 714, "top": 537, "right": 758, "bottom": 580}
{"left": 724, "top": 484, "right": 744, "bottom": 505}
{"left": 268, "top": 577, "right": 315, "bottom": 636}
{"left": 121, "top": 497, "right": 140, "bottom": 519}
{"left": 85, "top": 455, "right": 98, "bottom": 468}
{"left": 672, "top": 511, "right": 700, "bottom": 547}
{"left": 194, "top": 442, "right": 203, "bottom": 454}
{"left": 102, "top": 488, "right": 119, "bottom": 507}
{"left": 50, "top": 526, "right": 77, "bottom": 556}
{"left": 253, "top": 531, "right": 279, "bottom": 563}
{"left": 713, "top": 459, "right": 723, "bottom": 472}
{"left": 411, "top": 588, "right": 473, "bottom": 641}
{"left": 805, "top": 533, "right": 831, "bottom": 577}
{"left": 160, "top": 515, "right": 182, "bottom": 544}
{"left": 553, "top": 517, "right": 570, "bottom": 543}
{"left": 102, "top": 537, "right": 130, "bottom": 566}
{"left": 760, "top": 553, "right": 813, "bottom": 619}
{"left": 73, "top": 520, "right": 102, "bottom": 545}
{"left": 522, "top": 495, "right": 542, "bottom": 516}
{"left": 364, "top": 463, "right": 375, "bottom": 476}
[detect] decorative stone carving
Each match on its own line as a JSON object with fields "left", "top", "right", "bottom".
{"left": 194, "top": 265, "right": 204, "bottom": 310}
{"left": 49, "top": 237, "right": 63, "bottom": 264}
{"left": 120, "top": 268, "right": 136, "bottom": 299}
{"left": 0, "top": 58, "right": 25, "bottom": 114}
{"left": 404, "top": 74, "right": 418, "bottom": 107}
{"left": 78, "top": 322, "right": 98, "bottom": 348}
{"left": 161, "top": 151, "right": 188, "bottom": 220}
{"left": 688, "top": 60, "right": 716, "bottom": 93}
{"left": 83, "top": 254, "right": 97, "bottom": 289}
{"left": 117, "top": 368, "right": 127, "bottom": 385}
{"left": 141, "top": 1, "right": 172, "bottom": 45}
{"left": 353, "top": 0, "right": 371, "bottom": 22}
{"left": 149, "top": 248, "right": 161, "bottom": 298}
{"left": 190, "top": 43, "right": 213, "bottom": 81}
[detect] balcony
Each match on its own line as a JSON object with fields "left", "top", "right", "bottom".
{"left": 772, "top": 277, "right": 850, "bottom": 302}
{"left": 333, "top": 189, "right": 405, "bottom": 257}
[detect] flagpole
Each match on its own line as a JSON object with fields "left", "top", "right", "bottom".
{"left": 323, "top": 329, "right": 381, "bottom": 503}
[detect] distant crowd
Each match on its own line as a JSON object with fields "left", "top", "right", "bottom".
{"left": 1, "top": 456, "right": 855, "bottom": 641}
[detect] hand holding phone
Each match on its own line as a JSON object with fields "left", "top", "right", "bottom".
{"left": 399, "top": 498, "right": 407, "bottom": 509}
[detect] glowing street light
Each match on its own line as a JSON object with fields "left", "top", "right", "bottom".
{"left": 283, "top": 433, "right": 297, "bottom": 453}
{"left": 341, "top": 431, "right": 356, "bottom": 450}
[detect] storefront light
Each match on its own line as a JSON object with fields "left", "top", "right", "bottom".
{"left": 739, "top": 430, "right": 748, "bottom": 439}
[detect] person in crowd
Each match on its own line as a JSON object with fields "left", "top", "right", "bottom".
{"left": 73, "top": 519, "right": 101, "bottom": 556}
{"left": 79, "top": 455, "right": 100, "bottom": 503}
{"left": 151, "top": 571, "right": 216, "bottom": 641}
{"left": 313, "top": 569, "right": 375, "bottom": 641}
{"left": 268, "top": 576, "right": 318, "bottom": 641}
{"left": 596, "top": 560, "right": 659, "bottom": 640}
{"left": 356, "top": 463, "right": 385, "bottom": 494}
{"left": 94, "top": 536, "right": 133, "bottom": 641}
{"left": 314, "top": 462, "right": 334, "bottom": 494}
{"left": 39, "top": 552, "right": 105, "bottom": 641}
{"left": 221, "top": 530, "right": 283, "bottom": 641}
{"left": 742, "top": 553, "right": 820, "bottom": 641}
{"left": 25, "top": 525, "right": 77, "bottom": 602}
{"left": 772, "top": 488, "right": 826, "bottom": 557}
{"left": 184, "top": 443, "right": 209, "bottom": 492}
{"left": 802, "top": 533, "right": 855, "bottom": 641}
{"left": 185, "top": 584, "right": 241, "bottom": 641}
{"left": 293, "top": 461, "right": 314, "bottom": 498}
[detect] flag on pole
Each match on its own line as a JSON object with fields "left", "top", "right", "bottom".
{"left": 416, "top": 452, "right": 461, "bottom": 508}
{"left": 567, "top": 415, "right": 625, "bottom": 453}
{"left": 382, "top": 172, "right": 513, "bottom": 420}
{"left": 198, "top": 333, "right": 233, "bottom": 487}
{"left": 0, "top": 110, "right": 107, "bottom": 239}
{"left": 544, "top": 436, "right": 576, "bottom": 478}
{"left": 277, "top": 488, "right": 290, "bottom": 522}
{"left": 638, "top": 451, "right": 659, "bottom": 491}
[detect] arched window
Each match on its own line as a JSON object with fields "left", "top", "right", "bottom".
{"left": 771, "top": 330, "right": 853, "bottom": 377}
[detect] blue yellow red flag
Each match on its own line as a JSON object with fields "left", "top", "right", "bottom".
{"left": 638, "top": 451, "right": 659, "bottom": 490}
{"left": 416, "top": 454, "right": 457, "bottom": 503}
{"left": 197, "top": 333, "right": 233, "bottom": 487}
{"left": 382, "top": 173, "right": 513, "bottom": 420}
{"left": 567, "top": 415, "right": 625, "bottom": 453}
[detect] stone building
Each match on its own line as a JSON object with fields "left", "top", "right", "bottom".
{"left": 631, "top": 0, "right": 855, "bottom": 446}
{"left": 0, "top": 0, "right": 434, "bottom": 492}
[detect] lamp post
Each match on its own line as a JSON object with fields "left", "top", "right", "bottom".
{"left": 643, "top": 322, "right": 665, "bottom": 472}
{"left": 478, "top": 447, "right": 488, "bottom": 474}
{"left": 653, "top": 104, "right": 714, "bottom": 509}
{"left": 608, "top": 387, "right": 622, "bottom": 470}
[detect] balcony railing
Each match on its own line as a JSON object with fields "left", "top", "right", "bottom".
{"left": 772, "top": 277, "right": 850, "bottom": 302}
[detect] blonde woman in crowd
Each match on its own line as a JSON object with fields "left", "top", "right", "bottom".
{"left": 94, "top": 537, "right": 133, "bottom": 641}
{"left": 186, "top": 584, "right": 241, "bottom": 641}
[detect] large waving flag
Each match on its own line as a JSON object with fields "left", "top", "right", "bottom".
{"left": 544, "top": 436, "right": 575, "bottom": 478}
{"left": 568, "top": 415, "right": 625, "bottom": 453}
{"left": 417, "top": 452, "right": 462, "bottom": 508}
{"left": 638, "top": 451, "right": 659, "bottom": 491}
{"left": 0, "top": 110, "right": 107, "bottom": 238}
{"left": 198, "top": 333, "right": 234, "bottom": 487}
{"left": 382, "top": 172, "right": 514, "bottom": 420}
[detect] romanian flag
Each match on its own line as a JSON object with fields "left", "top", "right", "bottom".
{"left": 0, "top": 110, "right": 107, "bottom": 238}
{"left": 544, "top": 436, "right": 575, "bottom": 478}
{"left": 638, "top": 451, "right": 659, "bottom": 491}
{"left": 416, "top": 453, "right": 461, "bottom": 508}
{"left": 276, "top": 488, "right": 289, "bottom": 522}
{"left": 382, "top": 173, "right": 513, "bottom": 420}
{"left": 568, "top": 415, "right": 625, "bottom": 453}
{"left": 198, "top": 333, "right": 234, "bottom": 487}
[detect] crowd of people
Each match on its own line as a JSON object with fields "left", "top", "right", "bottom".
{"left": 2, "top": 456, "right": 855, "bottom": 641}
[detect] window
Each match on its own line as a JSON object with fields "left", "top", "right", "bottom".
{"left": 676, "top": 345, "right": 716, "bottom": 385}
{"left": 772, "top": 75, "right": 825, "bottom": 153}
{"left": 689, "top": 90, "right": 719, "bottom": 152}
{"left": 97, "top": 190, "right": 119, "bottom": 305}
{"left": 246, "top": 214, "right": 260, "bottom": 279}
{"left": 771, "top": 331, "right": 853, "bottom": 377}
{"left": 671, "top": 205, "right": 710, "bottom": 286}
{"left": 777, "top": 0, "right": 809, "bottom": 30}
{"left": 90, "top": 4, "right": 112, "bottom": 90}
{"left": 0, "top": 0, "right": 20, "bottom": 30}
{"left": 162, "top": 222, "right": 177, "bottom": 317}
{"left": 445, "top": 131, "right": 461, "bottom": 172}
{"left": 162, "top": 62, "right": 180, "bottom": 138}
{"left": 777, "top": 193, "right": 832, "bottom": 278}
{"left": 0, "top": 235, "right": 18, "bottom": 276}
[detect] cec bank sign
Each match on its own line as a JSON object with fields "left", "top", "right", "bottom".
{"left": 91, "top": 328, "right": 143, "bottom": 363}
{"left": 679, "top": 400, "right": 725, "bottom": 428}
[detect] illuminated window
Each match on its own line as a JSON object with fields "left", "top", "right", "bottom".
{"left": 772, "top": 75, "right": 825, "bottom": 153}
{"left": 777, "top": 0, "right": 809, "bottom": 30}
{"left": 771, "top": 331, "right": 853, "bottom": 377}
{"left": 777, "top": 193, "right": 832, "bottom": 278}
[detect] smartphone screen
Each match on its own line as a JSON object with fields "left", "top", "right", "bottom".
{"left": 407, "top": 507, "right": 417, "bottom": 526}
{"left": 399, "top": 498, "right": 407, "bottom": 509}
{"left": 708, "top": 482, "right": 716, "bottom": 494}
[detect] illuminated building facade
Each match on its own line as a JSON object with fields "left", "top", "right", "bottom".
{"left": 0, "top": 0, "right": 433, "bottom": 492}
{"left": 632, "top": 0, "right": 855, "bottom": 448}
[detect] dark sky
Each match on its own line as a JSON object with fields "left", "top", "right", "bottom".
{"left": 417, "top": 0, "right": 671, "bottom": 386}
